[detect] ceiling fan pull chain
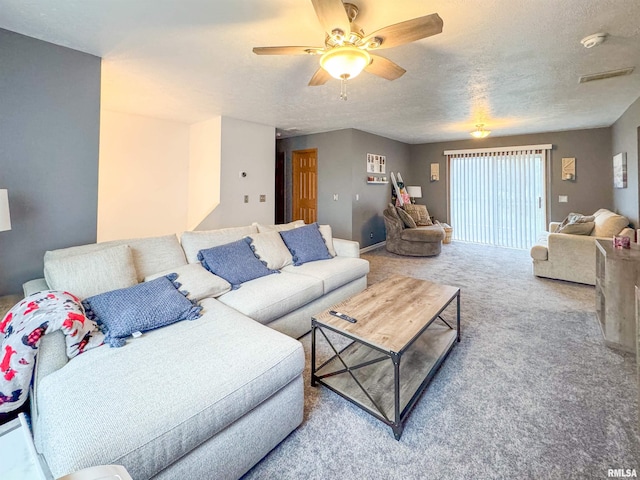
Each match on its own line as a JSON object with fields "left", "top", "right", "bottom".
{"left": 340, "top": 77, "right": 348, "bottom": 101}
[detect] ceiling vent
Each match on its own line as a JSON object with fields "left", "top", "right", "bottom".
{"left": 579, "top": 67, "right": 635, "bottom": 84}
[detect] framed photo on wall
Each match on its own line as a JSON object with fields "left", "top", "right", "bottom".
{"left": 613, "top": 152, "right": 627, "bottom": 189}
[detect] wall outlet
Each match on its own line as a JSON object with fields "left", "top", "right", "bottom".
{"left": 355, "top": 194, "right": 359, "bottom": 201}
{"left": 244, "top": 195, "right": 249, "bottom": 203}
{"left": 260, "top": 194, "right": 266, "bottom": 202}
{"left": 370, "top": 232, "right": 374, "bottom": 239}
{"left": 559, "top": 195, "right": 568, "bottom": 203}
{"left": 333, "top": 194, "right": 338, "bottom": 201}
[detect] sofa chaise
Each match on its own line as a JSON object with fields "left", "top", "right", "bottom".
{"left": 22, "top": 221, "right": 369, "bottom": 479}
{"left": 530, "top": 209, "right": 633, "bottom": 285}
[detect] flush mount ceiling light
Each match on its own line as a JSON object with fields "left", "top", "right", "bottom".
{"left": 580, "top": 33, "right": 607, "bottom": 49}
{"left": 470, "top": 124, "right": 491, "bottom": 138}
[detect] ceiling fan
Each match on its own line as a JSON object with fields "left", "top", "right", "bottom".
{"left": 253, "top": 0, "right": 443, "bottom": 100}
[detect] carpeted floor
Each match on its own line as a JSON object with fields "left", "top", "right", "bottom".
{"left": 243, "top": 242, "right": 640, "bottom": 479}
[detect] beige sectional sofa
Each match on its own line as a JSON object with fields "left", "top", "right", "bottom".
{"left": 530, "top": 209, "right": 633, "bottom": 285}
{"left": 23, "top": 221, "right": 369, "bottom": 479}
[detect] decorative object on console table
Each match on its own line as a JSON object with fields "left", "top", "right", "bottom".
{"left": 405, "top": 186, "right": 422, "bottom": 204}
{"left": 0, "top": 189, "right": 11, "bottom": 232}
{"left": 595, "top": 239, "right": 640, "bottom": 354}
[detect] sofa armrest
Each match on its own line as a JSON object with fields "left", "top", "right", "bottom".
{"left": 619, "top": 227, "right": 635, "bottom": 241}
{"left": 23, "top": 278, "right": 49, "bottom": 297}
{"left": 333, "top": 238, "right": 360, "bottom": 258}
{"left": 549, "top": 222, "right": 561, "bottom": 233}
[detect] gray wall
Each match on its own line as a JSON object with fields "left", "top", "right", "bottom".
{"left": 0, "top": 29, "right": 101, "bottom": 295}
{"left": 611, "top": 95, "right": 640, "bottom": 227}
{"left": 277, "top": 128, "right": 411, "bottom": 247}
{"left": 408, "top": 128, "right": 613, "bottom": 225}
{"left": 350, "top": 129, "right": 411, "bottom": 246}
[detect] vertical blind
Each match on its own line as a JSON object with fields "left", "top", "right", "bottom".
{"left": 446, "top": 146, "right": 549, "bottom": 250}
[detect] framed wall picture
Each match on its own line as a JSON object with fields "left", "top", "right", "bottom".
{"left": 613, "top": 152, "right": 627, "bottom": 189}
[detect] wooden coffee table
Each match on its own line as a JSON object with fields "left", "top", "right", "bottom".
{"left": 311, "top": 274, "right": 460, "bottom": 440}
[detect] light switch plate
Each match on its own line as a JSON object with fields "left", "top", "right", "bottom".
{"left": 259, "top": 195, "right": 266, "bottom": 202}
{"left": 333, "top": 194, "right": 338, "bottom": 201}
{"left": 244, "top": 195, "right": 249, "bottom": 203}
{"left": 559, "top": 195, "right": 568, "bottom": 203}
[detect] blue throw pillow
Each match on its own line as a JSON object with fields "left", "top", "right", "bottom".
{"left": 279, "top": 222, "right": 332, "bottom": 266}
{"left": 82, "top": 274, "right": 202, "bottom": 348}
{"left": 197, "top": 238, "right": 278, "bottom": 290}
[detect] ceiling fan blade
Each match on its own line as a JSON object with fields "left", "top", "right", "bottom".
{"left": 308, "top": 68, "right": 332, "bottom": 86}
{"left": 365, "top": 55, "right": 406, "bottom": 80}
{"left": 253, "top": 46, "right": 324, "bottom": 55}
{"left": 311, "top": 0, "right": 351, "bottom": 37}
{"left": 360, "top": 13, "right": 443, "bottom": 50}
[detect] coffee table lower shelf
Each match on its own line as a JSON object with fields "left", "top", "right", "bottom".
{"left": 312, "top": 322, "right": 457, "bottom": 440}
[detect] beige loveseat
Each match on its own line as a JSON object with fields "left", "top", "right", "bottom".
{"left": 530, "top": 209, "right": 634, "bottom": 285}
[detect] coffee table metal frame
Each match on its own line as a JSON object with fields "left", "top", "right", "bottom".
{"left": 311, "top": 288, "right": 460, "bottom": 440}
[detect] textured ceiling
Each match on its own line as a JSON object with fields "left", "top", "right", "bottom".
{"left": 1, "top": 0, "right": 639, "bottom": 143}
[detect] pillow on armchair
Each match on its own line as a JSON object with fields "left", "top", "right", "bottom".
{"left": 396, "top": 207, "right": 417, "bottom": 228}
{"left": 557, "top": 213, "right": 595, "bottom": 235}
{"left": 403, "top": 204, "right": 433, "bottom": 226}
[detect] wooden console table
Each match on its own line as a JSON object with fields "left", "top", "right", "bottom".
{"left": 595, "top": 239, "right": 640, "bottom": 354}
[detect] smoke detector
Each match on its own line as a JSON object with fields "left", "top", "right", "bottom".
{"left": 581, "top": 33, "right": 607, "bottom": 49}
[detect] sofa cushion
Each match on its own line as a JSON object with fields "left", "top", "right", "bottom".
{"left": 145, "top": 263, "right": 231, "bottom": 301}
{"left": 181, "top": 225, "right": 258, "bottom": 263}
{"left": 83, "top": 275, "right": 202, "bottom": 347}
{"left": 255, "top": 220, "right": 305, "bottom": 233}
{"left": 34, "top": 299, "right": 304, "bottom": 479}
{"left": 217, "top": 271, "right": 323, "bottom": 324}
{"left": 198, "top": 238, "right": 278, "bottom": 289}
{"left": 44, "top": 235, "right": 187, "bottom": 283}
{"left": 401, "top": 226, "right": 445, "bottom": 242}
{"left": 246, "top": 231, "right": 293, "bottom": 270}
{"left": 592, "top": 209, "right": 629, "bottom": 237}
{"left": 557, "top": 222, "right": 595, "bottom": 235}
{"left": 396, "top": 207, "right": 417, "bottom": 228}
{"left": 279, "top": 223, "right": 332, "bottom": 266}
{"left": 45, "top": 244, "right": 138, "bottom": 299}
{"left": 282, "top": 257, "right": 370, "bottom": 294}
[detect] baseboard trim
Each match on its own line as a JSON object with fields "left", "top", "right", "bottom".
{"left": 360, "top": 241, "right": 386, "bottom": 254}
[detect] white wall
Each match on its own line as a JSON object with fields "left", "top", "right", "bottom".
{"left": 188, "top": 117, "right": 221, "bottom": 230}
{"left": 98, "top": 110, "right": 190, "bottom": 241}
{"left": 197, "top": 117, "right": 275, "bottom": 229}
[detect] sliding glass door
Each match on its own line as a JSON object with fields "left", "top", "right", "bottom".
{"left": 448, "top": 147, "right": 548, "bottom": 250}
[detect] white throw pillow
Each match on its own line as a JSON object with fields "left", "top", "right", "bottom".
{"left": 45, "top": 244, "right": 138, "bottom": 299}
{"left": 145, "top": 263, "right": 231, "bottom": 300}
{"left": 318, "top": 224, "right": 337, "bottom": 257}
{"left": 245, "top": 231, "right": 293, "bottom": 270}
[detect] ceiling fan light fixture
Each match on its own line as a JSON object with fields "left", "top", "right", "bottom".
{"left": 320, "top": 46, "right": 371, "bottom": 80}
{"left": 471, "top": 124, "right": 491, "bottom": 138}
